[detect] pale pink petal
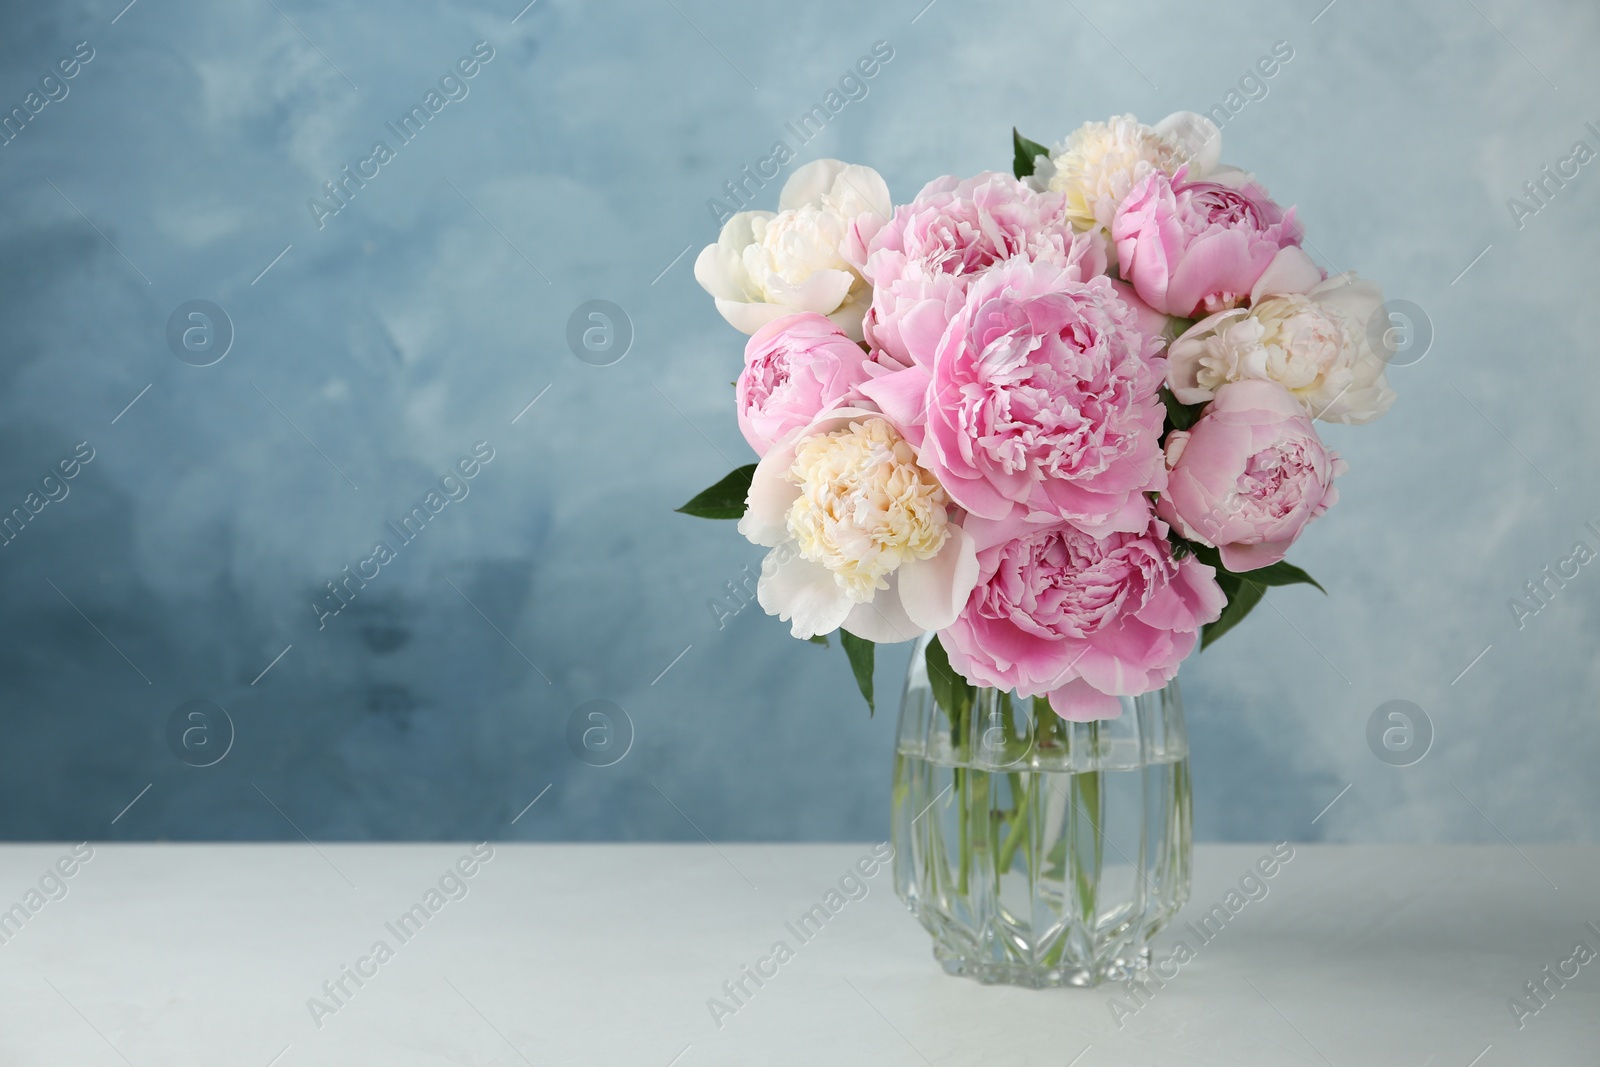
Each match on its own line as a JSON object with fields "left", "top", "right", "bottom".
{"left": 1175, "top": 554, "right": 1228, "bottom": 621}
{"left": 845, "top": 213, "right": 886, "bottom": 271}
{"left": 856, "top": 366, "right": 932, "bottom": 447}
{"left": 923, "top": 421, "right": 1026, "bottom": 520}
{"left": 1136, "top": 579, "right": 1199, "bottom": 632}
{"left": 1073, "top": 624, "right": 1169, "bottom": 694}
{"left": 1212, "top": 376, "right": 1307, "bottom": 419}
{"left": 1047, "top": 678, "right": 1125, "bottom": 721}
{"left": 1165, "top": 230, "right": 1264, "bottom": 317}
{"left": 1033, "top": 477, "right": 1150, "bottom": 537}
{"left": 1218, "top": 538, "right": 1293, "bottom": 572}
{"left": 896, "top": 298, "right": 960, "bottom": 367}
{"left": 1108, "top": 277, "right": 1169, "bottom": 341}
{"left": 959, "top": 509, "right": 1047, "bottom": 554}
{"left": 1249, "top": 245, "right": 1323, "bottom": 302}
{"left": 1137, "top": 555, "right": 1225, "bottom": 631}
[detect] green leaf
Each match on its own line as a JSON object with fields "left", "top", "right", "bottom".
{"left": 924, "top": 634, "right": 975, "bottom": 722}
{"left": 1187, "top": 541, "right": 1325, "bottom": 595}
{"left": 1162, "top": 315, "right": 1199, "bottom": 345}
{"left": 1236, "top": 558, "right": 1327, "bottom": 594}
{"left": 1192, "top": 541, "right": 1219, "bottom": 563}
{"left": 1201, "top": 576, "right": 1265, "bottom": 650}
{"left": 1185, "top": 540, "right": 1325, "bottom": 651}
{"left": 1012, "top": 128, "right": 1050, "bottom": 180}
{"left": 1211, "top": 567, "right": 1242, "bottom": 610}
{"left": 675, "top": 464, "right": 756, "bottom": 519}
{"left": 839, "top": 631, "right": 875, "bottom": 715}
{"left": 1159, "top": 386, "right": 1206, "bottom": 433}
{"left": 807, "top": 634, "right": 829, "bottom": 647}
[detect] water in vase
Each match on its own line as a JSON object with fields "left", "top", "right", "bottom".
{"left": 890, "top": 637, "right": 1193, "bottom": 988}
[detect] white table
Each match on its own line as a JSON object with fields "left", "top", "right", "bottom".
{"left": 1, "top": 843, "right": 1594, "bottom": 1065}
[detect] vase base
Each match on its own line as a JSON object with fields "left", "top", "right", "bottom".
{"left": 932, "top": 945, "right": 1152, "bottom": 989}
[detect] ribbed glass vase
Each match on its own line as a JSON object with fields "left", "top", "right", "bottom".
{"left": 890, "top": 634, "right": 1192, "bottom": 988}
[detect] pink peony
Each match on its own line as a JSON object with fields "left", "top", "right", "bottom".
{"left": 1112, "top": 169, "right": 1306, "bottom": 319}
{"left": 940, "top": 510, "right": 1225, "bottom": 720}
{"left": 913, "top": 257, "right": 1167, "bottom": 536}
{"left": 1156, "top": 379, "right": 1346, "bottom": 571}
{"left": 859, "top": 259, "right": 966, "bottom": 377}
{"left": 849, "top": 171, "right": 1104, "bottom": 285}
{"left": 848, "top": 171, "right": 1105, "bottom": 370}
{"left": 735, "top": 313, "right": 873, "bottom": 457}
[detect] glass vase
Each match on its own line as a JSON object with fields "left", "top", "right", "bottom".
{"left": 889, "top": 634, "right": 1192, "bottom": 988}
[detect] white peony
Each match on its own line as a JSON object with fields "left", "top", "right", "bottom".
{"left": 1032, "top": 111, "right": 1222, "bottom": 233}
{"left": 695, "top": 160, "right": 891, "bottom": 341}
{"left": 738, "top": 408, "right": 977, "bottom": 642}
{"left": 1167, "top": 273, "right": 1397, "bottom": 424}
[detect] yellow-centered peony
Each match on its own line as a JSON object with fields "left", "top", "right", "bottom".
{"left": 786, "top": 418, "right": 950, "bottom": 601}
{"left": 1043, "top": 114, "right": 1192, "bottom": 232}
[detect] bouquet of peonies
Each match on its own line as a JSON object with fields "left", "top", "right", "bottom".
{"left": 680, "top": 111, "right": 1395, "bottom": 720}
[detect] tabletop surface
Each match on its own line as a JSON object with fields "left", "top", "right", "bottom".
{"left": 0, "top": 842, "right": 1595, "bottom": 1066}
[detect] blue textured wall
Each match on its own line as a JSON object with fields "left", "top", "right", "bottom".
{"left": 0, "top": 0, "right": 1595, "bottom": 843}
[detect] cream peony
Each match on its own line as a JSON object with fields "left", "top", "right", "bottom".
{"left": 694, "top": 160, "right": 891, "bottom": 341}
{"left": 1168, "top": 272, "right": 1396, "bottom": 424}
{"left": 739, "top": 407, "right": 978, "bottom": 642}
{"left": 787, "top": 418, "right": 950, "bottom": 600}
{"left": 1032, "top": 111, "right": 1222, "bottom": 233}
